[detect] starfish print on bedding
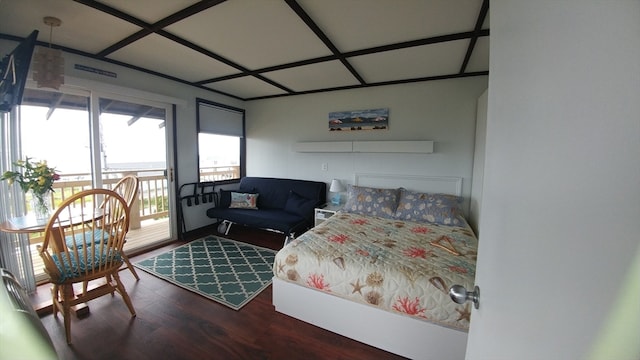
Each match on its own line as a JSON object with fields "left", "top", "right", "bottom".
{"left": 350, "top": 278, "right": 365, "bottom": 295}
{"left": 456, "top": 304, "right": 471, "bottom": 322}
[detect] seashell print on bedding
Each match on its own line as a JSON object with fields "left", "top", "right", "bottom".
{"left": 273, "top": 211, "right": 478, "bottom": 331}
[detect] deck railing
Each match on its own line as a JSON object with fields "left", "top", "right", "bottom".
{"left": 199, "top": 166, "right": 240, "bottom": 182}
{"left": 49, "top": 169, "right": 169, "bottom": 227}
{"left": 22, "top": 169, "right": 168, "bottom": 244}
{"left": 24, "top": 166, "right": 240, "bottom": 245}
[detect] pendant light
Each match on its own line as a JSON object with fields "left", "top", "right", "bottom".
{"left": 32, "top": 16, "right": 64, "bottom": 90}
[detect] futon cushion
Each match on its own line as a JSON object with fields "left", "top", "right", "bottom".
{"left": 283, "top": 190, "right": 317, "bottom": 218}
{"left": 218, "top": 189, "right": 232, "bottom": 208}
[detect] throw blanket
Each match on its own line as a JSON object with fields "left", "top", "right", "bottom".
{"left": 273, "top": 212, "right": 478, "bottom": 331}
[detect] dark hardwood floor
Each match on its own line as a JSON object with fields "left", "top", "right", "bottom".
{"left": 30, "top": 224, "right": 406, "bottom": 360}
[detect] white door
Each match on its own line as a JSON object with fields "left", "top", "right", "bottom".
{"left": 465, "top": 1, "right": 640, "bottom": 359}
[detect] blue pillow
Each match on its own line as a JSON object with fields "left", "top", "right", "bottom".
{"left": 393, "top": 189, "right": 464, "bottom": 225}
{"left": 218, "top": 189, "right": 232, "bottom": 208}
{"left": 343, "top": 184, "right": 399, "bottom": 219}
{"left": 283, "top": 190, "right": 316, "bottom": 218}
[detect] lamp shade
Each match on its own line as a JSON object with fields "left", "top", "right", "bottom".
{"left": 329, "top": 179, "right": 345, "bottom": 192}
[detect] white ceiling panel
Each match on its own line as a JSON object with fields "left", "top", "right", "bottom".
{"left": 98, "top": 0, "right": 201, "bottom": 24}
{"left": 466, "top": 37, "right": 490, "bottom": 73}
{"left": 350, "top": 40, "right": 469, "bottom": 83}
{"left": 108, "top": 33, "right": 239, "bottom": 82}
{"left": 299, "top": 0, "right": 484, "bottom": 52}
{"left": 205, "top": 76, "right": 287, "bottom": 99}
{"left": 263, "top": 60, "right": 360, "bottom": 92}
{"left": 0, "top": 0, "right": 139, "bottom": 54}
{"left": 167, "top": 0, "right": 332, "bottom": 69}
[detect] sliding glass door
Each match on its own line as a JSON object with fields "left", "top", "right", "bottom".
{"left": 95, "top": 95, "right": 172, "bottom": 254}
{"left": 4, "top": 87, "right": 175, "bottom": 284}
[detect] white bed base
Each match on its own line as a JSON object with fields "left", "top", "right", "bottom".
{"left": 273, "top": 278, "right": 468, "bottom": 360}
{"left": 272, "top": 174, "right": 469, "bottom": 359}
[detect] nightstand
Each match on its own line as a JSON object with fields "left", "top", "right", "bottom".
{"left": 314, "top": 204, "right": 342, "bottom": 226}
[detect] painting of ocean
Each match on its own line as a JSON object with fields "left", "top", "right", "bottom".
{"left": 328, "top": 108, "right": 388, "bottom": 131}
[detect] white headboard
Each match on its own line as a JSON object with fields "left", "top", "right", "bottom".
{"left": 353, "top": 173, "right": 463, "bottom": 196}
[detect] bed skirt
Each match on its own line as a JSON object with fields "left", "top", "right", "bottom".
{"left": 272, "top": 277, "right": 468, "bottom": 360}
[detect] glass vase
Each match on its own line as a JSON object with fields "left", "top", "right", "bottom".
{"left": 30, "top": 190, "right": 52, "bottom": 221}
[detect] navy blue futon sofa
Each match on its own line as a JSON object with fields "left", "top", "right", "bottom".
{"left": 206, "top": 177, "right": 326, "bottom": 240}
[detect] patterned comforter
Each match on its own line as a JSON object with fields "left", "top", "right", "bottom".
{"left": 273, "top": 211, "right": 478, "bottom": 331}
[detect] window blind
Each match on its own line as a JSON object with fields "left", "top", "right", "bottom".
{"left": 198, "top": 102, "right": 244, "bottom": 137}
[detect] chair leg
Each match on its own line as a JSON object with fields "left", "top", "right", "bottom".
{"left": 112, "top": 272, "right": 136, "bottom": 317}
{"left": 51, "top": 285, "right": 59, "bottom": 317}
{"left": 61, "top": 284, "right": 73, "bottom": 344}
{"left": 122, "top": 253, "right": 140, "bottom": 280}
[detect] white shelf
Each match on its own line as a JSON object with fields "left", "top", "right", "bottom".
{"left": 294, "top": 140, "right": 434, "bottom": 153}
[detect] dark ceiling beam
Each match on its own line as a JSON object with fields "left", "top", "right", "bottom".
{"left": 197, "top": 29, "right": 489, "bottom": 86}
{"left": 460, "top": 0, "right": 490, "bottom": 73}
{"left": 0, "top": 32, "right": 246, "bottom": 101}
{"left": 71, "top": 0, "right": 227, "bottom": 57}
{"left": 284, "top": 0, "right": 366, "bottom": 85}
{"left": 247, "top": 71, "right": 489, "bottom": 101}
{"left": 157, "top": 31, "right": 293, "bottom": 93}
{"left": 76, "top": 0, "right": 294, "bottom": 94}
{"left": 344, "top": 30, "right": 489, "bottom": 58}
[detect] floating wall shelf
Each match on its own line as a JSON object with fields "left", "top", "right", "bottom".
{"left": 293, "top": 140, "right": 434, "bottom": 153}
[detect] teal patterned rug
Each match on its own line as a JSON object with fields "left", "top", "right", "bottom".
{"left": 134, "top": 236, "right": 277, "bottom": 310}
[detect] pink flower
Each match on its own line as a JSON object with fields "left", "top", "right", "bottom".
{"left": 328, "top": 234, "right": 349, "bottom": 244}
{"left": 307, "top": 273, "right": 330, "bottom": 291}
{"left": 411, "top": 226, "right": 431, "bottom": 234}
{"left": 351, "top": 218, "right": 368, "bottom": 225}
{"left": 403, "top": 247, "right": 428, "bottom": 258}
{"left": 393, "top": 297, "right": 426, "bottom": 317}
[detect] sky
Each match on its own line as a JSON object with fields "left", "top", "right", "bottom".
{"left": 20, "top": 105, "right": 166, "bottom": 174}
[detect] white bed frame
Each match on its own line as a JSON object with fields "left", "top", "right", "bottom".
{"left": 272, "top": 173, "right": 468, "bottom": 360}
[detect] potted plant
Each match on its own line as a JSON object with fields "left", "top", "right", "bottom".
{"left": 1, "top": 157, "right": 60, "bottom": 219}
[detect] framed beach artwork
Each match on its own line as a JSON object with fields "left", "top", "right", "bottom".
{"left": 328, "top": 108, "right": 388, "bottom": 131}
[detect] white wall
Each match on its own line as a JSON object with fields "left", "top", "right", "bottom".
{"left": 467, "top": 1, "right": 640, "bottom": 359}
{"left": 245, "top": 77, "right": 488, "bottom": 214}
{"left": 469, "top": 89, "right": 487, "bottom": 235}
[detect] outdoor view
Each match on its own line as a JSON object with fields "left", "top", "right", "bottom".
{"left": 20, "top": 105, "right": 166, "bottom": 175}
{"left": 14, "top": 93, "right": 170, "bottom": 283}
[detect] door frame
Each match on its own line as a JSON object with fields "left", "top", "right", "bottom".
{"left": 90, "top": 89, "right": 177, "bottom": 242}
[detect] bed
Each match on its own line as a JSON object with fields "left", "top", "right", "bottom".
{"left": 272, "top": 174, "right": 478, "bottom": 359}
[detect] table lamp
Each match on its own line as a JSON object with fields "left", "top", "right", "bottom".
{"left": 329, "top": 179, "right": 345, "bottom": 205}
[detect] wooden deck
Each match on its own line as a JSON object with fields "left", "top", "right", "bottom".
{"left": 30, "top": 218, "right": 171, "bottom": 284}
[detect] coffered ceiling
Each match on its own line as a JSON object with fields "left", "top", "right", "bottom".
{"left": 0, "top": 0, "right": 489, "bottom": 101}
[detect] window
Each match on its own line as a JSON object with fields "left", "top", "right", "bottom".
{"left": 197, "top": 99, "right": 245, "bottom": 183}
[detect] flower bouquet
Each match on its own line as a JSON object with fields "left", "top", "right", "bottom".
{"left": 1, "top": 157, "right": 60, "bottom": 219}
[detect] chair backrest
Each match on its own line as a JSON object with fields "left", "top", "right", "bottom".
{"left": 112, "top": 175, "right": 140, "bottom": 208}
{"left": 39, "top": 189, "right": 130, "bottom": 283}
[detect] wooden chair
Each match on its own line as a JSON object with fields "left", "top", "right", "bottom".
{"left": 111, "top": 175, "right": 140, "bottom": 280}
{"left": 75, "top": 176, "right": 141, "bottom": 295}
{"left": 38, "top": 189, "right": 136, "bottom": 344}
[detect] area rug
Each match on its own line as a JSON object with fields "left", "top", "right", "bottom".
{"left": 134, "top": 236, "right": 277, "bottom": 310}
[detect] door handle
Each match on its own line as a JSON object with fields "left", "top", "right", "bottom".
{"left": 449, "top": 285, "right": 480, "bottom": 309}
